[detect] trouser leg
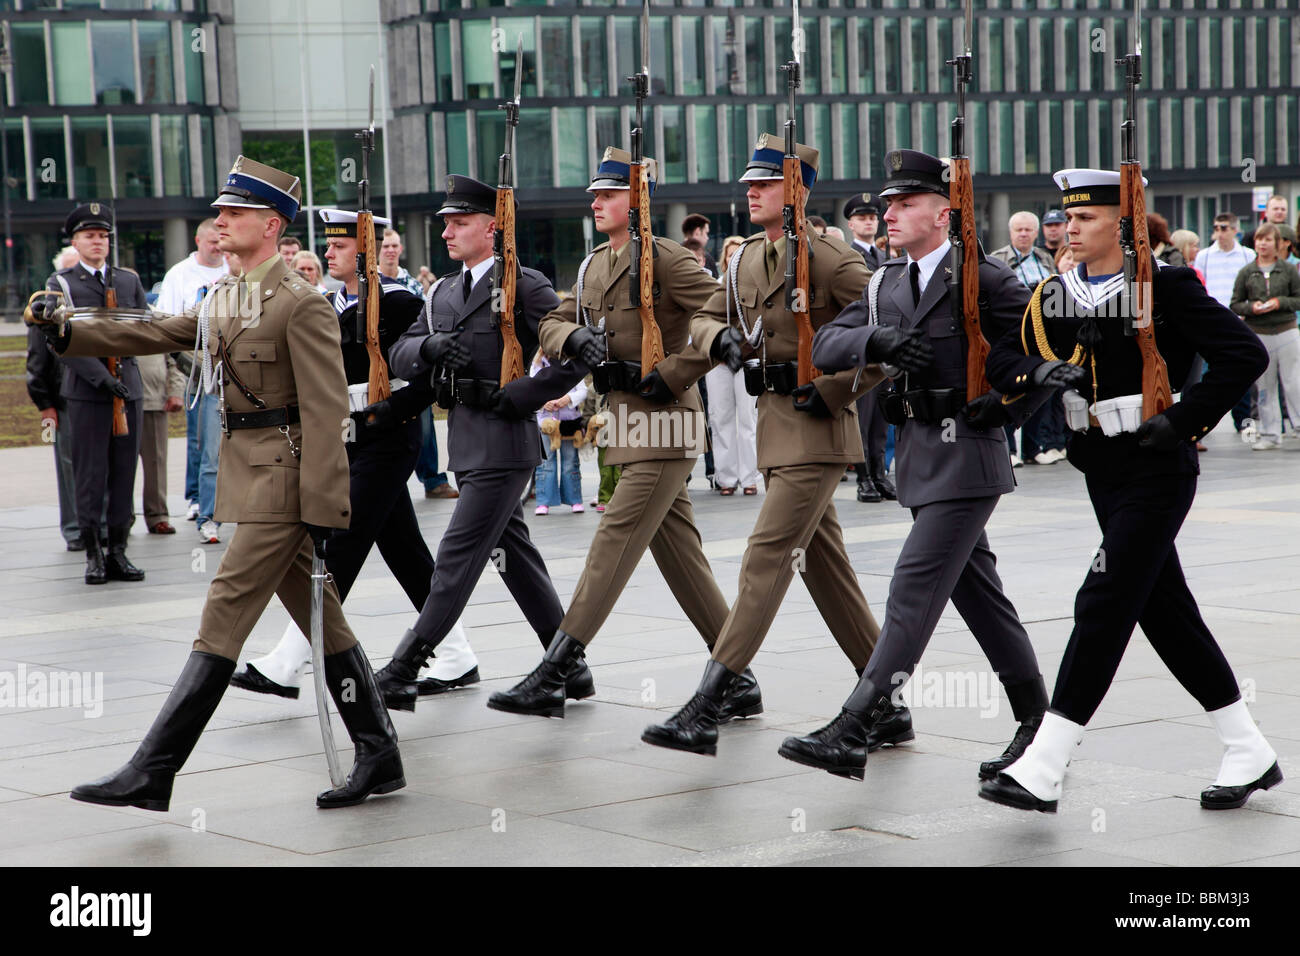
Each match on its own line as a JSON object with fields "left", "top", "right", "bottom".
{"left": 107, "top": 399, "right": 142, "bottom": 530}
{"left": 55, "top": 411, "right": 79, "bottom": 543}
{"left": 645, "top": 473, "right": 731, "bottom": 645}
{"left": 946, "top": 525, "right": 1041, "bottom": 685}
{"left": 67, "top": 399, "right": 111, "bottom": 530}
{"left": 140, "top": 409, "right": 168, "bottom": 524}
{"left": 797, "top": 496, "right": 880, "bottom": 672}
{"left": 705, "top": 365, "right": 737, "bottom": 488}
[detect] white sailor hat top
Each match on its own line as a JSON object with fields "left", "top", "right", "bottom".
{"left": 319, "top": 208, "right": 393, "bottom": 239}
{"left": 212, "top": 155, "right": 302, "bottom": 222}
{"left": 1053, "top": 168, "right": 1147, "bottom": 209}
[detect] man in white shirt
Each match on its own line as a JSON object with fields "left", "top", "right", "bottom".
{"left": 1195, "top": 212, "right": 1256, "bottom": 309}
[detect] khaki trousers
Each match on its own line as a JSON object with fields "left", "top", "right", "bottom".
{"left": 562, "top": 457, "right": 730, "bottom": 647}
{"left": 196, "top": 521, "right": 356, "bottom": 660}
{"left": 711, "top": 462, "right": 880, "bottom": 674}
{"left": 139, "top": 409, "right": 169, "bottom": 524}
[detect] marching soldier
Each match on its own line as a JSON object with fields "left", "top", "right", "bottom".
{"left": 229, "top": 208, "right": 480, "bottom": 701}
{"left": 34, "top": 157, "right": 403, "bottom": 810}
{"left": 640, "top": 135, "right": 892, "bottom": 757}
{"left": 486, "top": 147, "right": 755, "bottom": 721}
{"left": 374, "top": 175, "right": 588, "bottom": 710}
{"left": 980, "top": 168, "right": 1280, "bottom": 813}
{"left": 48, "top": 203, "right": 147, "bottom": 584}
{"left": 776, "top": 149, "right": 1053, "bottom": 783}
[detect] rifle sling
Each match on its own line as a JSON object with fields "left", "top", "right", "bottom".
{"left": 217, "top": 331, "right": 268, "bottom": 410}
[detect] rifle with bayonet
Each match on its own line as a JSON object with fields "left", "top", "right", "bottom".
{"left": 628, "top": 0, "right": 664, "bottom": 376}
{"left": 947, "top": 0, "right": 989, "bottom": 403}
{"left": 356, "top": 65, "right": 391, "bottom": 410}
{"left": 495, "top": 36, "right": 525, "bottom": 387}
{"left": 102, "top": 209, "right": 129, "bottom": 436}
{"left": 1115, "top": 0, "right": 1172, "bottom": 420}
{"left": 782, "top": 0, "right": 817, "bottom": 387}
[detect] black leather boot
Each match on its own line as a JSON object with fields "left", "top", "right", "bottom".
{"left": 979, "top": 676, "right": 1050, "bottom": 780}
{"left": 870, "top": 455, "right": 897, "bottom": 500}
{"left": 533, "top": 629, "right": 595, "bottom": 702}
{"left": 373, "top": 628, "right": 431, "bottom": 712}
{"left": 82, "top": 527, "right": 107, "bottom": 586}
{"left": 717, "top": 667, "right": 763, "bottom": 722}
{"left": 317, "top": 644, "right": 406, "bottom": 809}
{"left": 486, "top": 630, "right": 588, "bottom": 718}
{"left": 777, "top": 678, "right": 892, "bottom": 780}
{"left": 71, "top": 652, "right": 235, "bottom": 811}
{"left": 641, "top": 660, "right": 738, "bottom": 755}
{"left": 854, "top": 668, "right": 914, "bottom": 752}
{"left": 105, "top": 526, "right": 145, "bottom": 582}
{"left": 855, "top": 460, "right": 883, "bottom": 503}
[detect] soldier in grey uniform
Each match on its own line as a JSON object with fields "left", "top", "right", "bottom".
{"left": 49, "top": 203, "right": 147, "bottom": 585}
{"left": 778, "top": 150, "right": 1057, "bottom": 784}
{"left": 375, "top": 175, "right": 590, "bottom": 710}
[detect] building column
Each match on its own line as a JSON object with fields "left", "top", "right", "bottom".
{"left": 164, "top": 217, "right": 190, "bottom": 271}
{"left": 403, "top": 212, "right": 427, "bottom": 275}
{"left": 666, "top": 202, "right": 687, "bottom": 245}
{"left": 988, "top": 191, "right": 1011, "bottom": 250}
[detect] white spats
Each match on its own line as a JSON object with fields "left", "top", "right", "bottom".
{"left": 1207, "top": 699, "right": 1277, "bottom": 787}
{"left": 1001, "top": 711, "right": 1085, "bottom": 802}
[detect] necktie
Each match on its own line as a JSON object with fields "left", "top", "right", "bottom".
{"left": 909, "top": 261, "right": 922, "bottom": 308}
{"left": 766, "top": 241, "right": 780, "bottom": 282}
{"left": 462, "top": 270, "right": 473, "bottom": 303}
{"left": 94, "top": 270, "right": 105, "bottom": 287}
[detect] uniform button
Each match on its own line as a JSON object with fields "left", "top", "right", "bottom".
{"left": 764, "top": 300, "right": 773, "bottom": 308}
{"left": 767, "top": 330, "right": 775, "bottom": 337}
{"left": 274, "top": 454, "right": 282, "bottom": 463}
{"left": 341, "top": 510, "right": 349, "bottom": 517}
{"left": 250, "top": 350, "right": 257, "bottom": 358}
{"left": 608, "top": 330, "right": 615, "bottom": 338}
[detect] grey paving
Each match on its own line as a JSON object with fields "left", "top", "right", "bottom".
{"left": 0, "top": 419, "right": 1298, "bottom": 866}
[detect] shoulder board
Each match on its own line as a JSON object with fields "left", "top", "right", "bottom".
{"left": 279, "top": 272, "right": 314, "bottom": 298}
{"left": 881, "top": 256, "right": 908, "bottom": 268}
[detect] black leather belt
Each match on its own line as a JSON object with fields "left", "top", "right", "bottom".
{"left": 452, "top": 378, "right": 499, "bottom": 409}
{"left": 879, "top": 388, "right": 965, "bottom": 427}
{"left": 222, "top": 405, "right": 300, "bottom": 433}
{"left": 762, "top": 362, "right": 799, "bottom": 396}
{"left": 592, "top": 360, "right": 642, "bottom": 394}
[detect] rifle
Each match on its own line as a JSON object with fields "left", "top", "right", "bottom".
{"left": 947, "top": 0, "right": 990, "bottom": 402}
{"left": 495, "top": 36, "right": 524, "bottom": 387}
{"left": 103, "top": 213, "right": 129, "bottom": 437}
{"left": 356, "top": 65, "right": 391, "bottom": 409}
{"left": 782, "top": 0, "right": 817, "bottom": 386}
{"left": 1115, "top": 0, "right": 1171, "bottom": 420}
{"left": 628, "top": 0, "right": 664, "bottom": 375}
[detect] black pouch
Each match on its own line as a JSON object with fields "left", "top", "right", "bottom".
{"left": 765, "top": 362, "right": 798, "bottom": 396}
{"left": 433, "top": 371, "right": 455, "bottom": 410}
{"left": 879, "top": 389, "right": 907, "bottom": 425}
{"left": 605, "top": 361, "right": 643, "bottom": 392}
{"left": 743, "top": 359, "right": 765, "bottom": 397}
{"left": 591, "top": 363, "right": 613, "bottom": 394}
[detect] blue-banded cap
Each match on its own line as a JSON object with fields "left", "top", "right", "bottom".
{"left": 319, "top": 208, "right": 392, "bottom": 238}
{"left": 1052, "top": 168, "right": 1146, "bottom": 208}
{"left": 211, "top": 155, "right": 301, "bottom": 222}
{"left": 587, "top": 147, "right": 658, "bottom": 196}
{"left": 738, "top": 133, "right": 819, "bottom": 190}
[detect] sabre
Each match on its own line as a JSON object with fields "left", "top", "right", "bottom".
{"left": 310, "top": 545, "right": 345, "bottom": 789}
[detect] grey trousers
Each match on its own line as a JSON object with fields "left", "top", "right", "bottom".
{"left": 53, "top": 411, "right": 79, "bottom": 543}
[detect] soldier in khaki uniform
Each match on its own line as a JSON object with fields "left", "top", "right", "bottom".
{"left": 487, "top": 148, "right": 757, "bottom": 720}
{"left": 641, "top": 135, "right": 923, "bottom": 757}
{"left": 33, "top": 158, "right": 403, "bottom": 811}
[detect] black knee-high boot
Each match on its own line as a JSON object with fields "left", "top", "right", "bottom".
{"left": 316, "top": 644, "right": 406, "bottom": 809}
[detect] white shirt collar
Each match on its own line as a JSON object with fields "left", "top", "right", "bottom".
{"left": 907, "top": 239, "right": 951, "bottom": 294}
{"left": 462, "top": 256, "right": 494, "bottom": 289}
{"left": 79, "top": 261, "right": 107, "bottom": 281}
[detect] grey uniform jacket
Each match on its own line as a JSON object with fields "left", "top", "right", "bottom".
{"left": 389, "top": 265, "right": 580, "bottom": 473}
{"left": 813, "top": 253, "right": 1037, "bottom": 509}
{"left": 48, "top": 265, "right": 146, "bottom": 403}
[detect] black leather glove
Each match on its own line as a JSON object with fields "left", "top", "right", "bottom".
{"left": 104, "top": 378, "right": 130, "bottom": 401}
{"left": 636, "top": 369, "right": 675, "bottom": 405}
{"left": 961, "top": 393, "right": 1011, "bottom": 431}
{"left": 564, "top": 326, "right": 606, "bottom": 370}
{"left": 1031, "top": 360, "right": 1088, "bottom": 390}
{"left": 419, "top": 332, "right": 470, "bottom": 371}
{"left": 864, "top": 326, "right": 934, "bottom": 373}
{"left": 305, "top": 523, "right": 335, "bottom": 559}
{"left": 711, "top": 327, "right": 747, "bottom": 373}
{"left": 362, "top": 399, "right": 395, "bottom": 430}
{"left": 488, "top": 388, "right": 531, "bottom": 421}
{"left": 1135, "top": 413, "right": 1180, "bottom": 451}
{"left": 792, "top": 382, "right": 832, "bottom": 418}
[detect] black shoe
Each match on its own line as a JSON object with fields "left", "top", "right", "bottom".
{"left": 66, "top": 538, "right": 85, "bottom": 552}
{"left": 777, "top": 679, "right": 892, "bottom": 780}
{"left": 530, "top": 629, "right": 596, "bottom": 702}
{"left": 81, "top": 527, "right": 107, "bottom": 585}
{"left": 979, "top": 676, "right": 1049, "bottom": 780}
{"left": 870, "top": 456, "right": 898, "bottom": 501}
{"left": 865, "top": 701, "right": 915, "bottom": 752}
{"left": 71, "top": 652, "right": 235, "bottom": 811}
{"left": 856, "top": 478, "right": 883, "bottom": 503}
{"left": 317, "top": 644, "right": 406, "bottom": 809}
{"left": 486, "top": 631, "right": 587, "bottom": 718}
{"left": 979, "top": 772, "right": 1058, "bottom": 813}
{"left": 417, "top": 665, "right": 481, "bottom": 696}
{"left": 641, "top": 660, "right": 737, "bottom": 756}
{"left": 373, "top": 628, "right": 431, "bottom": 712}
{"left": 105, "top": 526, "right": 145, "bottom": 582}
{"left": 229, "top": 662, "right": 300, "bottom": 700}
{"left": 1200, "top": 762, "right": 1283, "bottom": 810}
{"left": 717, "top": 667, "right": 763, "bottom": 722}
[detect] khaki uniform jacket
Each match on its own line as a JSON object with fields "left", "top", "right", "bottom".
{"left": 538, "top": 237, "right": 717, "bottom": 467}
{"left": 60, "top": 256, "right": 352, "bottom": 529}
{"left": 690, "top": 232, "right": 883, "bottom": 469}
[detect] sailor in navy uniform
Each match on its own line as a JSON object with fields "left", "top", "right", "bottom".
{"left": 980, "top": 168, "right": 1281, "bottom": 813}
{"left": 229, "top": 208, "right": 481, "bottom": 700}
{"left": 777, "top": 149, "right": 1055, "bottom": 784}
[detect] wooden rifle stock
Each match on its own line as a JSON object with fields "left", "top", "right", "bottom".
{"left": 357, "top": 211, "right": 392, "bottom": 407}
{"left": 102, "top": 286, "right": 129, "bottom": 437}
{"left": 949, "top": 157, "right": 990, "bottom": 402}
{"left": 495, "top": 186, "right": 524, "bottom": 386}
{"left": 632, "top": 162, "right": 664, "bottom": 375}
{"left": 785, "top": 155, "right": 817, "bottom": 386}
{"left": 1120, "top": 163, "right": 1172, "bottom": 419}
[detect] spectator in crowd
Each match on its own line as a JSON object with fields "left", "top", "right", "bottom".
{"left": 824, "top": 225, "right": 846, "bottom": 242}
{"left": 136, "top": 352, "right": 186, "bottom": 534}
{"left": 807, "top": 214, "right": 828, "bottom": 236}
{"left": 682, "top": 236, "right": 711, "bottom": 274}
{"left": 1277, "top": 224, "right": 1300, "bottom": 267}
{"left": 416, "top": 265, "right": 436, "bottom": 293}
{"left": 720, "top": 235, "right": 745, "bottom": 272}
{"left": 379, "top": 227, "right": 424, "bottom": 294}
{"left": 1171, "top": 229, "right": 1203, "bottom": 282}
{"left": 531, "top": 351, "right": 588, "bottom": 515}
{"left": 681, "top": 213, "right": 718, "bottom": 277}
{"left": 1053, "top": 244, "right": 1076, "bottom": 275}
{"left": 1037, "top": 209, "right": 1067, "bottom": 254}
{"left": 1230, "top": 222, "right": 1300, "bottom": 451}
{"left": 844, "top": 194, "right": 886, "bottom": 269}
{"left": 991, "top": 211, "right": 1057, "bottom": 287}
{"left": 1243, "top": 194, "right": 1292, "bottom": 250}
{"left": 155, "top": 218, "right": 229, "bottom": 543}
{"left": 290, "top": 249, "right": 327, "bottom": 293}
{"left": 276, "top": 234, "right": 301, "bottom": 268}
{"left": 1148, "top": 211, "right": 1184, "bottom": 266}
{"left": 680, "top": 235, "right": 718, "bottom": 487}
{"left": 1196, "top": 212, "right": 1256, "bottom": 309}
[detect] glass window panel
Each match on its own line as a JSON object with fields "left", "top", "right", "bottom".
{"left": 556, "top": 108, "right": 588, "bottom": 187}
{"left": 579, "top": 17, "right": 607, "bottom": 97}
{"left": 800, "top": 17, "right": 821, "bottom": 94}
{"left": 184, "top": 22, "right": 205, "bottom": 103}
{"left": 1012, "top": 17, "right": 1028, "bottom": 92}
{"left": 895, "top": 102, "right": 912, "bottom": 155}
{"left": 1238, "top": 99, "right": 1252, "bottom": 167}
{"left": 1037, "top": 18, "right": 1052, "bottom": 92}
{"left": 1022, "top": 103, "right": 1037, "bottom": 174}
{"left": 694, "top": 105, "right": 717, "bottom": 182}
{"left": 1061, "top": 19, "right": 1078, "bottom": 92}
{"left": 1230, "top": 18, "right": 1245, "bottom": 89}
{"left": 935, "top": 18, "right": 953, "bottom": 94}
{"left": 909, "top": 18, "right": 925, "bottom": 93}
{"left": 138, "top": 21, "right": 174, "bottom": 104}
{"left": 515, "top": 107, "right": 551, "bottom": 189}
{"left": 917, "top": 101, "right": 936, "bottom": 158}
{"left": 475, "top": 111, "right": 503, "bottom": 190}
{"left": 199, "top": 115, "right": 215, "bottom": 196}
{"left": 92, "top": 21, "right": 136, "bottom": 105}
{"left": 11, "top": 23, "right": 50, "bottom": 106}
{"left": 985, "top": 20, "right": 1003, "bottom": 92}
{"left": 827, "top": 18, "right": 847, "bottom": 95}
{"left": 2, "top": 119, "right": 26, "bottom": 200}
{"left": 856, "top": 20, "right": 874, "bottom": 95}
{"left": 594, "top": 107, "right": 620, "bottom": 159}
{"left": 540, "top": 18, "right": 572, "bottom": 98}
{"left": 444, "top": 111, "right": 469, "bottom": 179}
{"left": 52, "top": 21, "right": 92, "bottom": 106}
{"left": 1072, "top": 101, "right": 1087, "bottom": 167}
{"left": 31, "top": 117, "right": 66, "bottom": 200}
{"left": 661, "top": 105, "right": 685, "bottom": 185}
{"left": 113, "top": 115, "right": 153, "bottom": 197}
{"left": 159, "top": 115, "right": 190, "bottom": 196}
{"left": 1168, "top": 100, "right": 1182, "bottom": 168}
{"left": 679, "top": 17, "right": 703, "bottom": 97}
{"left": 462, "top": 20, "right": 498, "bottom": 100}
{"left": 755, "top": 104, "right": 776, "bottom": 143}
{"left": 1207, "top": 20, "right": 1221, "bottom": 88}
{"left": 711, "top": 16, "right": 734, "bottom": 94}
{"left": 727, "top": 103, "right": 747, "bottom": 177}
{"left": 70, "top": 116, "right": 111, "bottom": 198}
{"left": 1160, "top": 17, "right": 1176, "bottom": 89}
{"left": 614, "top": 17, "right": 636, "bottom": 94}
{"left": 1098, "top": 101, "right": 1113, "bottom": 170}
{"left": 434, "top": 22, "right": 453, "bottom": 102}
{"left": 838, "top": 104, "right": 858, "bottom": 180}
{"left": 649, "top": 16, "right": 672, "bottom": 95}
{"left": 867, "top": 103, "right": 885, "bottom": 179}
{"left": 808, "top": 103, "right": 829, "bottom": 179}
{"left": 881, "top": 19, "right": 900, "bottom": 93}
{"left": 1048, "top": 101, "right": 1064, "bottom": 171}
{"left": 744, "top": 17, "right": 763, "bottom": 94}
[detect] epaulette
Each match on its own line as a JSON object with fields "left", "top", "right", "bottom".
{"left": 279, "top": 272, "right": 314, "bottom": 299}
